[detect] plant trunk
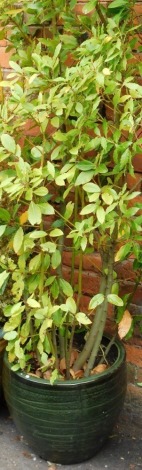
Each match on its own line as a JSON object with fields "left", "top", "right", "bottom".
{"left": 73, "top": 242, "right": 115, "bottom": 374}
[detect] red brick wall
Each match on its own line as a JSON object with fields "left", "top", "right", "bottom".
{"left": 0, "top": 0, "right": 142, "bottom": 422}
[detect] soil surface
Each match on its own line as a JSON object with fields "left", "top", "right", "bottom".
{"left": 0, "top": 403, "right": 141, "bottom": 470}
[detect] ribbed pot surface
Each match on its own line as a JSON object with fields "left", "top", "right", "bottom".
{"left": 3, "top": 337, "right": 127, "bottom": 464}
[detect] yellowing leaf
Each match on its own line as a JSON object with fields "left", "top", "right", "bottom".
{"left": 20, "top": 211, "right": 28, "bottom": 225}
{"left": 118, "top": 310, "right": 132, "bottom": 339}
{"left": 103, "top": 36, "right": 112, "bottom": 43}
{"left": 103, "top": 68, "right": 111, "bottom": 76}
{"left": 115, "top": 243, "right": 132, "bottom": 261}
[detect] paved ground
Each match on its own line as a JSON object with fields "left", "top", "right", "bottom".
{"left": 0, "top": 402, "right": 142, "bottom": 470}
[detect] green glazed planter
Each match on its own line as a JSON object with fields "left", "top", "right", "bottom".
{"left": 0, "top": 327, "right": 6, "bottom": 401}
{"left": 3, "top": 337, "right": 127, "bottom": 464}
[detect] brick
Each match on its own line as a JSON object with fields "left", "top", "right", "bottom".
{"left": 126, "top": 173, "right": 142, "bottom": 191}
{"left": 63, "top": 251, "right": 102, "bottom": 274}
{"left": 119, "top": 282, "right": 142, "bottom": 304}
{"left": 127, "top": 363, "right": 136, "bottom": 384}
{"left": 136, "top": 367, "right": 142, "bottom": 383}
{"left": 132, "top": 154, "right": 142, "bottom": 172}
{"left": 124, "top": 383, "right": 142, "bottom": 428}
{"left": 0, "top": 46, "right": 13, "bottom": 68}
{"left": 125, "top": 344, "right": 142, "bottom": 367}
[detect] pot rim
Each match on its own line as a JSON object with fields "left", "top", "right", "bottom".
{"left": 4, "top": 335, "right": 126, "bottom": 387}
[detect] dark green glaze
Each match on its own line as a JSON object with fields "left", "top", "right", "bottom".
{"left": 2, "top": 337, "right": 127, "bottom": 464}
{"left": 0, "top": 328, "right": 5, "bottom": 401}
{"left": 0, "top": 351, "right": 3, "bottom": 401}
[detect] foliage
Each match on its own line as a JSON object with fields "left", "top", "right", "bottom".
{"left": 0, "top": 0, "right": 141, "bottom": 380}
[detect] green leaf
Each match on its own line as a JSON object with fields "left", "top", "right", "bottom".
{"left": 27, "top": 298, "right": 41, "bottom": 308}
{"left": 13, "top": 227, "right": 24, "bottom": 253}
{"left": 75, "top": 102, "right": 83, "bottom": 114}
{"left": 107, "top": 294, "right": 123, "bottom": 306}
{"left": 41, "top": 242, "right": 56, "bottom": 253}
{"left": 49, "top": 228, "right": 63, "bottom": 237}
{"left": 102, "top": 192, "right": 113, "bottom": 205}
{"left": 4, "top": 331, "right": 17, "bottom": 340}
{"left": 50, "top": 368, "right": 59, "bottom": 385}
{"left": 96, "top": 206, "right": 105, "bottom": 224}
{"left": 51, "top": 145, "right": 62, "bottom": 161}
{"left": 0, "top": 225, "right": 6, "bottom": 237}
{"left": 1, "top": 134, "right": 16, "bottom": 154}
{"left": 80, "top": 204, "right": 96, "bottom": 215}
{"left": 29, "top": 230, "right": 47, "bottom": 239}
{"left": 29, "top": 254, "right": 41, "bottom": 273}
{"left": 83, "top": 1, "right": 96, "bottom": 14}
{"left": 28, "top": 202, "right": 42, "bottom": 225}
{"left": 31, "top": 146, "right": 42, "bottom": 160}
{"left": 59, "top": 279, "right": 73, "bottom": 297}
{"left": 51, "top": 250, "right": 61, "bottom": 269}
{"left": 0, "top": 271, "right": 9, "bottom": 290}
{"left": 83, "top": 183, "right": 100, "bottom": 193}
{"left": 108, "top": 0, "right": 128, "bottom": 8}
{"left": 75, "top": 171, "right": 94, "bottom": 186}
{"left": 34, "top": 187, "right": 48, "bottom": 196}
{"left": 76, "top": 312, "right": 92, "bottom": 325}
{"left": 47, "top": 161, "right": 55, "bottom": 178}
{"left": 81, "top": 236, "right": 87, "bottom": 251}
{"left": 89, "top": 294, "right": 104, "bottom": 310}
{"left": 115, "top": 243, "right": 132, "bottom": 261}
{"left": 66, "top": 297, "right": 76, "bottom": 314}
{"left": 64, "top": 201, "right": 74, "bottom": 220}
{"left": 0, "top": 208, "right": 11, "bottom": 223}
{"left": 53, "top": 131, "right": 66, "bottom": 142}
{"left": 51, "top": 117, "right": 59, "bottom": 128}
{"left": 51, "top": 278, "right": 59, "bottom": 299}
{"left": 39, "top": 203, "right": 55, "bottom": 215}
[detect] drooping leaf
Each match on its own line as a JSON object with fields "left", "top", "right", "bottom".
{"left": 0, "top": 271, "right": 9, "bottom": 290}
{"left": 118, "top": 310, "right": 132, "bottom": 339}
{"left": 28, "top": 202, "right": 42, "bottom": 225}
{"left": 96, "top": 206, "right": 105, "bottom": 224}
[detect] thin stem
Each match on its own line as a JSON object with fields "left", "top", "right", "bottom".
{"left": 71, "top": 187, "right": 78, "bottom": 286}
{"left": 52, "top": 325, "right": 59, "bottom": 370}
{"left": 98, "top": 334, "right": 117, "bottom": 365}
